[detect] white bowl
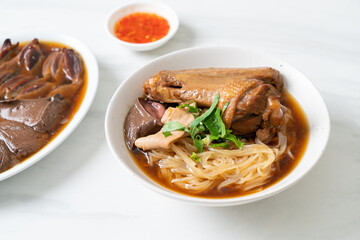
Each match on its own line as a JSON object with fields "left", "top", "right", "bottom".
{"left": 106, "top": 2, "right": 179, "bottom": 51}
{"left": 0, "top": 32, "right": 99, "bottom": 181}
{"left": 105, "top": 46, "right": 330, "bottom": 206}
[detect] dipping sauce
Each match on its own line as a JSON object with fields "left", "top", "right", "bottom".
{"left": 114, "top": 12, "right": 170, "bottom": 43}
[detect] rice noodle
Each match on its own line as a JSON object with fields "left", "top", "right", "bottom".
{"left": 148, "top": 138, "right": 285, "bottom": 194}
{"left": 147, "top": 107, "right": 293, "bottom": 194}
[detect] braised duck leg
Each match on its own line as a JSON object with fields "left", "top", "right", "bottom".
{"left": 144, "top": 67, "right": 286, "bottom": 142}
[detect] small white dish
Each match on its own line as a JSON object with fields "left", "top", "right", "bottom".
{"left": 105, "top": 46, "right": 330, "bottom": 206}
{"left": 106, "top": 2, "right": 179, "bottom": 51}
{"left": 0, "top": 32, "right": 99, "bottom": 181}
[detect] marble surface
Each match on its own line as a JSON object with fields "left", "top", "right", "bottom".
{"left": 0, "top": 0, "right": 359, "bottom": 239}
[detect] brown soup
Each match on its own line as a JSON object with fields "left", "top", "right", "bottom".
{"left": 128, "top": 91, "right": 309, "bottom": 198}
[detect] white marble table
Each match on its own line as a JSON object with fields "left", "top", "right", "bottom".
{"left": 0, "top": 0, "right": 359, "bottom": 239}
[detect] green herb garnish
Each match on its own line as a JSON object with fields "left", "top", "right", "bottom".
{"left": 162, "top": 94, "right": 244, "bottom": 152}
{"left": 210, "top": 143, "right": 230, "bottom": 148}
{"left": 190, "top": 152, "right": 201, "bottom": 162}
{"left": 162, "top": 121, "right": 189, "bottom": 137}
{"left": 203, "top": 108, "right": 226, "bottom": 137}
{"left": 162, "top": 132, "right": 172, "bottom": 137}
{"left": 193, "top": 135, "right": 203, "bottom": 153}
{"left": 189, "top": 94, "right": 220, "bottom": 131}
{"left": 177, "top": 100, "right": 199, "bottom": 113}
{"left": 221, "top": 101, "right": 230, "bottom": 116}
{"left": 224, "top": 133, "right": 244, "bottom": 149}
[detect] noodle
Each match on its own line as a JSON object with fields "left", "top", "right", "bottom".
{"left": 148, "top": 137, "right": 284, "bottom": 194}
{"left": 146, "top": 108, "right": 293, "bottom": 194}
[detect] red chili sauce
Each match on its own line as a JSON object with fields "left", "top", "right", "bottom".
{"left": 114, "top": 12, "right": 170, "bottom": 43}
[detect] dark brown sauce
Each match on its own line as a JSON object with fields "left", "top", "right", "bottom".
{"left": 1, "top": 40, "right": 87, "bottom": 172}
{"left": 129, "top": 91, "right": 309, "bottom": 198}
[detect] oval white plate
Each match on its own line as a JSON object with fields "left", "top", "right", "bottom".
{"left": 0, "top": 32, "right": 98, "bottom": 181}
{"left": 105, "top": 46, "right": 330, "bottom": 206}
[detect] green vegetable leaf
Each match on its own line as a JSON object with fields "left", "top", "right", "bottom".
{"left": 177, "top": 101, "right": 199, "bottom": 113}
{"left": 189, "top": 125, "right": 199, "bottom": 138}
{"left": 189, "top": 94, "right": 220, "bottom": 130}
{"left": 221, "top": 101, "right": 230, "bottom": 116}
{"left": 210, "top": 143, "right": 229, "bottom": 148}
{"left": 180, "top": 94, "right": 244, "bottom": 152}
{"left": 162, "top": 132, "right": 172, "bottom": 137}
{"left": 190, "top": 152, "right": 201, "bottom": 163}
{"left": 225, "top": 133, "right": 244, "bottom": 149}
{"left": 193, "top": 135, "right": 204, "bottom": 153}
{"left": 162, "top": 121, "right": 189, "bottom": 137}
{"left": 209, "top": 135, "right": 220, "bottom": 140}
{"left": 198, "top": 123, "right": 206, "bottom": 132}
{"left": 203, "top": 108, "right": 226, "bottom": 138}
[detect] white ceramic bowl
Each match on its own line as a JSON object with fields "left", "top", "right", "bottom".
{"left": 105, "top": 46, "right": 330, "bottom": 206}
{"left": 106, "top": 2, "right": 179, "bottom": 51}
{"left": 0, "top": 32, "right": 99, "bottom": 181}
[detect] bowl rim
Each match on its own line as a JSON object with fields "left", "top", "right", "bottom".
{"left": 105, "top": 45, "right": 330, "bottom": 206}
{"left": 0, "top": 32, "right": 99, "bottom": 181}
{"left": 105, "top": 1, "right": 179, "bottom": 49}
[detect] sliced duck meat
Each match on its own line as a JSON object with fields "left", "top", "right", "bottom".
{"left": 0, "top": 140, "right": 17, "bottom": 173}
{"left": 0, "top": 121, "right": 49, "bottom": 158}
{"left": 144, "top": 67, "right": 285, "bottom": 143}
{"left": 0, "top": 94, "right": 70, "bottom": 132}
{"left": 124, "top": 98, "right": 166, "bottom": 149}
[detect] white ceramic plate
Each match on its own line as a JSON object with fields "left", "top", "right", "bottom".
{"left": 105, "top": 46, "right": 330, "bottom": 206}
{"left": 0, "top": 32, "right": 99, "bottom": 181}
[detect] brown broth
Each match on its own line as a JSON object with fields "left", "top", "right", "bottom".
{"left": 129, "top": 91, "right": 309, "bottom": 198}
{"left": 1, "top": 40, "right": 87, "bottom": 172}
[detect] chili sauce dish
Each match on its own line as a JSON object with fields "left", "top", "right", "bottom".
{"left": 106, "top": 2, "right": 179, "bottom": 51}
{"left": 0, "top": 32, "right": 98, "bottom": 181}
{"left": 105, "top": 46, "right": 330, "bottom": 206}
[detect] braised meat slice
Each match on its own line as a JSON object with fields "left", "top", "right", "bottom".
{"left": 0, "top": 141, "right": 17, "bottom": 173}
{"left": 124, "top": 98, "right": 166, "bottom": 149}
{"left": 0, "top": 121, "right": 49, "bottom": 158}
{"left": 0, "top": 94, "right": 70, "bottom": 132}
{"left": 144, "top": 67, "right": 285, "bottom": 143}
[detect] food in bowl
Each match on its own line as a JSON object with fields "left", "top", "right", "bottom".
{"left": 124, "top": 67, "right": 309, "bottom": 198}
{"left": 0, "top": 38, "right": 86, "bottom": 173}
